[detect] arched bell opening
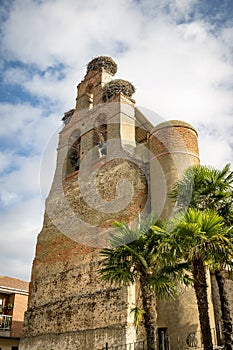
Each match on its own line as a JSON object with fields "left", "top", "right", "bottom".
{"left": 66, "top": 129, "right": 81, "bottom": 176}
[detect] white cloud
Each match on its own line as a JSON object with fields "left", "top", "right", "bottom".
{"left": 198, "top": 131, "right": 233, "bottom": 168}
{"left": 220, "top": 26, "right": 233, "bottom": 62}
{"left": 3, "top": 66, "right": 29, "bottom": 84}
{"left": 0, "top": 196, "right": 43, "bottom": 281}
{"left": 0, "top": 0, "right": 232, "bottom": 280}
{"left": 0, "top": 151, "right": 12, "bottom": 174}
{"left": 119, "top": 20, "right": 233, "bottom": 127}
{"left": 0, "top": 103, "right": 60, "bottom": 153}
{"left": 2, "top": 0, "right": 141, "bottom": 68}
{"left": 167, "top": 0, "right": 199, "bottom": 22}
{"left": 0, "top": 102, "right": 60, "bottom": 280}
{"left": 0, "top": 190, "right": 19, "bottom": 206}
{"left": 0, "top": 155, "right": 41, "bottom": 196}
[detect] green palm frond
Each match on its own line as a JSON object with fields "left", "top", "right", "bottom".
{"left": 170, "top": 164, "right": 233, "bottom": 223}
{"left": 130, "top": 307, "right": 145, "bottom": 329}
{"left": 100, "top": 264, "right": 136, "bottom": 285}
{"left": 99, "top": 213, "right": 187, "bottom": 301}
{"left": 149, "top": 274, "right": 178, "bottom": 300}
{"left": 137, "top": 212, "right": 160, "bottom": 234}
{"left": 110, "top": 221, "right": 140, "bottom": 246}
{"left": 164, "top": 208, "right": 233, "bottom": 270}
{"left": 148, "top": 260, "right": 192, "bottom": 299}
{"left": 201, "top": 210, "right": 225, "bottom": 233}
{"left": 100, "top": 244, "right": 137, "bottom": 285}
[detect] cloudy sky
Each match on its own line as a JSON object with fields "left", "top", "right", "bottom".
{"left": 0, "top": 0, "right": 232, "bottom": 281}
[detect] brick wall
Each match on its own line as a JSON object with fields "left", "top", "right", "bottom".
{"left": 21, "top": 151, "right": 148, "bottom": 349}
{"left": 11, "top": 294, "right": 28, "bottom": 338}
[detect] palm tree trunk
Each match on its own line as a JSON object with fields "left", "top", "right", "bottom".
{"left": 215, "top": 270, "right": 233, "bottom": 350}
{"left": 141, "top": 278, "right": 157, "bottom": 350}
{"left": 191, "top": 257, "right": 213, "bottom": 350}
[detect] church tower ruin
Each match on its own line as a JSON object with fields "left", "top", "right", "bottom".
{"left": 20, "top": 56, "right": 216, "bottom": 350}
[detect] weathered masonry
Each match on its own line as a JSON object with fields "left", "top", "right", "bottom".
{"left": 20, "top": 57, "right": 229, "bottom": 350}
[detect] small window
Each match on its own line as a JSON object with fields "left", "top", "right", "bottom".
{"left": 12, "top": 347, "right": 18, "bottom": 350}
{"left": 0, "top": 299, "right": 2, "bottom": 313}
{"left": 158, "top": 328, "right": 169, "bottom": 350}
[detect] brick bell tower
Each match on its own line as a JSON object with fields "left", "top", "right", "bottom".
{"left": 20, "top": 57, "right": 150, "bottom": 350}
{"left": 20, "top": 56, "right": 216, "bottom": 350}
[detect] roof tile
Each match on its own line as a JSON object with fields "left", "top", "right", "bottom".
{"left": 0, "top": 276, "right": 29, "bottom": 292}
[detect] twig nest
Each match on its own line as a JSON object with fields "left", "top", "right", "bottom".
{"left": 102, "top": 79, "right": 135, "bottom": 102}
{"left": 87, "top": 56, "right": 117, "bottom": 75}
{"left": 62, "top": 109, "right": 75, "bottom": 125}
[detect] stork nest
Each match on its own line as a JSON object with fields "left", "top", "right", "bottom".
{"left": 102, "top": 79, "right": 135, "bottom": 102}
{"left": 87, "top": 56, "right": 117, "bottom": 75}
{"left": 62, "top": 109, "right": 75, "bottom": 125}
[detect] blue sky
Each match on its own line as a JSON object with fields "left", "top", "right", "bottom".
{"left": 0, "top": 0, "right": 232, "bottom": 281}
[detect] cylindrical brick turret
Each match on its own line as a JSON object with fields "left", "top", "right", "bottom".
{"left": 149, "top": 120, "right": 199, "bottom": 219}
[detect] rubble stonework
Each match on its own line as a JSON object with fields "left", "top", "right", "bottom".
{"left": 19, "top": 57, "right": 231, "bottom": 350}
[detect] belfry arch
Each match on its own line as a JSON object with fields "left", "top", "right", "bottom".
{"left": 66, "top": 129, "right": 81, "bottom": 176}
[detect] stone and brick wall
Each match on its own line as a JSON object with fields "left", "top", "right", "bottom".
{"left": 20, "top": 56, "right": 223, "bottom": 350}
{"left": 149, "top": 120, "right": 199, "bottom": 219}
{"left": 21, "top": 151, "right": 148, "bottom": 349}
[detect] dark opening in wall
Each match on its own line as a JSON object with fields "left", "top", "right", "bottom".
{"left": 158, "top": 328, "right": 169, "bottom": 350}
{"left": 66, "top": 129, "right": 81, "bottom": 176}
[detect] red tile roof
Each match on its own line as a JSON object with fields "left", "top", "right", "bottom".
{"left": 0, "top": 276, "right": 29, "bottom": 293}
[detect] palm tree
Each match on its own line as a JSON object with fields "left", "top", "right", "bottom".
{"left": 161, "top": 208, "right": 233, "bottom": 350}
{"left": 171, "top": 163, "right": 233, "bottom": 223}
{"left": 170, "top": 163, "right": 233, "bottom": 349}
{"left": 99, "top": 215, "right": 188, "bottom": 350}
